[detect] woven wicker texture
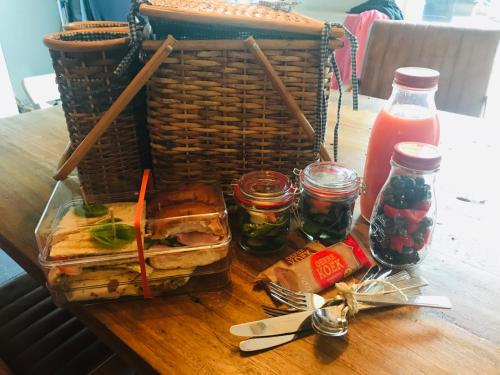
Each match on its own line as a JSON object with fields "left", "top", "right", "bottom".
{"left": 44, "top": 29, "right": 146, "bottom": 198}
{"left": 63, "top": 21, "right": 129, "bottom": 31}
{"left": 141, "top": 0, "right": 343, "bottom": 39}
{"left": 144, "top": 41, "right": 332, "bottom": 195}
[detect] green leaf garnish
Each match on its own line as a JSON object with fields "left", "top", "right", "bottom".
{"left": 242, "top": 214, "right": 287, "bottom": 237}
{"left": 144, "top": 237, "right": 156, "bottom": 249}
{"left": 74, "top": 203, "right": 108, "bottom": 218}
{"left": 90, "top": 223, "right": 136, "bottom": 248}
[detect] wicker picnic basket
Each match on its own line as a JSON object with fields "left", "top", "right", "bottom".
{"left": 138, "top": 0, "right": 344, "bottom": 195}
{"left": 63, "top": 21, "right": 129, "bottom": 31}
{"left": 43, "top": 28, "right": 147, "bottom": 198}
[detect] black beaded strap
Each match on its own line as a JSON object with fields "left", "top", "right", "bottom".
{"left": 316, "top": 23, "right": 358, "bottom": 162}
{"left": 113, "top": 0, "right": 150, "bottom": 76}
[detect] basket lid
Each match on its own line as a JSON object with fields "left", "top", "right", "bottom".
{"left": 140, "top": 0, "right": 343, "bottom": 37}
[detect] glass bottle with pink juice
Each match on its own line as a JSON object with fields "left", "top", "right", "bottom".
{"left": 360, "top": 67, "right": 440, "bottom": 222}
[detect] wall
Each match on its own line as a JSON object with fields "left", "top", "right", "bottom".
{"left": 0, "top": 44, "right": 18, "bottom": 117}
{"left": 0, "top": 0, "right": 61, "bottom": 104}
{"left": 296, "top": 0, "right": 425, "bottom": 22}
{"left": 296, "top": 0, "right": 357, "bottom": 22}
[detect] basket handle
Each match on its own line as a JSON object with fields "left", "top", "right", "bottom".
{"left": 244, "top": 36, "right": 331, "bottom": 162}
{"left": 53, "top": 35, "right": 177, "bottom": 181}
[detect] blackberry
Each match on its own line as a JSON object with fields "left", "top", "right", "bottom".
{"left": 390, "top": 175, "right": 407, "bottom": 192}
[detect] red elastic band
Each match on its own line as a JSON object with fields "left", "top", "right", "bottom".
{"left": 135, "top": 169, "right": 152, "bottom": 299}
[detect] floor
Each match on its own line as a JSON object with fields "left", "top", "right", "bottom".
{"left": 0, "top": 249, "right": 24, "bottom": 285}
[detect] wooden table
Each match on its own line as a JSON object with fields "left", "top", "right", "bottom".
{"left": 1, "top": 98, "right": 499, "bottom": 374}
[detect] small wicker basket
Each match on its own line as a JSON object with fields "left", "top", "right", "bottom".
{"left": 139, "top": 0, "right": 343, "bottom": 195}
{"left": 63, "top": 21, "right": 129, "bottom": 31}
{"left": 44, "top": 28, "right": 147, "bottom": 198}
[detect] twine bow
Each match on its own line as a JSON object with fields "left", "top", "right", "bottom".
{"left": 335, "top": 279, "right": 409, "bottom": 317}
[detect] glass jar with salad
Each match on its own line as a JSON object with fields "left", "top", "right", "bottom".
{"left": 234, "top": 171, "right": 294, "bottom": 254}
{"left": 298, "top": 162, "right": 360, "bottom": 244}
{"left": 369, "top": 142, "right": 441, "bottom": 268}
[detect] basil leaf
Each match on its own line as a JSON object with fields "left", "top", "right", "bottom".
{"left": 74, "top": 203, "right": 108, "bottom": 218}
{"left": 90, "top": 223, "right": 136, "bottom": 248}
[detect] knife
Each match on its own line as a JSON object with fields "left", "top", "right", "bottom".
{"left": 230, "top": 305, "right": 344, "bottom": 337}
{"left": 238, "top": 295, "right": 451, "bottom": 352}
{"left": 355, "top": 295, "right": 452, "bottom": 308}
{"left": 239, "top": 329, "right": 313, "bottom": 352}
{"left": 230, "top": 310, "right": 314, "bottom": 337}
{"left": 231, "top": 294, "right": 451, "bottom": 338}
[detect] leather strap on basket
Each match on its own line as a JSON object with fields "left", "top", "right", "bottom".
{"left": 318, "top": 23, "right": 359, "bottom": 162}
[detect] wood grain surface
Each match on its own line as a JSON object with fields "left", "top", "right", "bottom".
{"left": 0, "top": 96, "right": 499, "bottom": 374}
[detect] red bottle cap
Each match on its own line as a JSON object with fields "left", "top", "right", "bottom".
{"left": 394, "top": 67, "right": 439, "bottom": 89}
{"left": 393, "top": 142, "right": 441, "bottom": 171}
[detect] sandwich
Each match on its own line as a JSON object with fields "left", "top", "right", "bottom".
{"left": 54, "top": 264, "right": 193, "bottom": 302}
{"left": 46, "top": 183, "right": 230, "bottom": 302}
{"left": 47, "top": 200, "right": 193, "bottom": 301}
{"left": 146, "top": 183, "right": 230, "bottom": 270}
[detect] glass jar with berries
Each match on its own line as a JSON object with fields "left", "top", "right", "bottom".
{"left": 298, "top": 162, "right": 360, "bottom": 245}
{"left": 234, "top": 171, "right": 295, "bottom": 254}
{"left": 369, "top": 142, "right": 441, "bottom": 268}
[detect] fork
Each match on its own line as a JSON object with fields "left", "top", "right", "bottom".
{"left": 263, "top": 287, "right": 424, "bottom": 316}
{"left": 266, "top": 270, "right": 426, "bottom": 313}
{"left": 266, "top": 265, "right": 390, "bottom": 311}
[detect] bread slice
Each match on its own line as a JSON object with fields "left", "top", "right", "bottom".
{"left": 50, "top": 201, "right": 144, "bottom": 259}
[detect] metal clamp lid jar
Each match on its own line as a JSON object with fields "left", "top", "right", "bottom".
{"left": 233, "top": 171, "right": 294, "bottom": 254}
{"left": 298, "top": 162, "right": 360, "bottom": 244}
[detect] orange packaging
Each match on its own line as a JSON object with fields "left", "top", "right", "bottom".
{"left": 258, "top": 236, "right": 371, "bottom": 293}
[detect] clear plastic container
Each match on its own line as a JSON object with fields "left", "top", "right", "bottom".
{"left": 360, "top": 67, "right": 440, "bottom": 221}
{"left": 369, "top": 142, "right": 441, "bottom": 269}
{"left": 36, "top": 177, "right": 232, "bottom": 303}
{"left": 233, "top": 171, "right": 294, "bottom": 254}
{"left": 298, "top": 162, "right": 360, "bottom": 244}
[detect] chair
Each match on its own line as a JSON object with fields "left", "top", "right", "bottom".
{"left": 0, "top": 273, "right": 134, "bottom": 374}
{"left": 21, "top": 73, "right": 60, "bottom": 110}
{"left": 332, "top": 10, "right": 389, "bottom": 90}
{"left": 360, "top": 20, "right": 500, "bottom": 117}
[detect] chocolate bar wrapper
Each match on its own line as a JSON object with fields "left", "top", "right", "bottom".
{"left": 259, "top": 235, "right": 371, "bottom": 293}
